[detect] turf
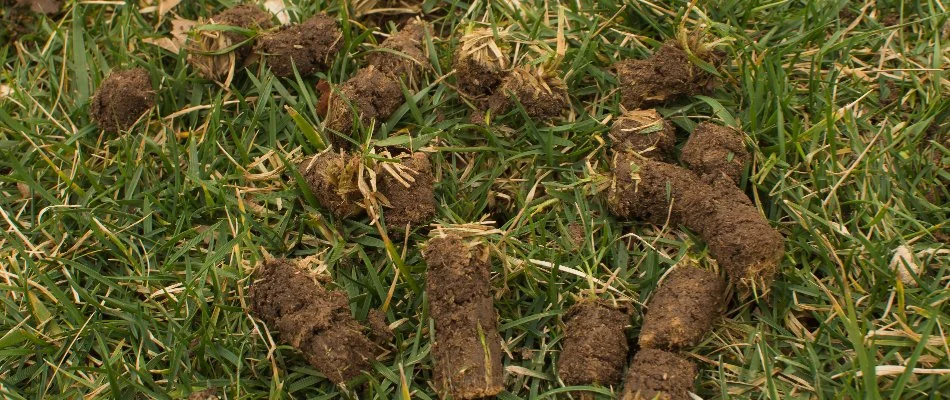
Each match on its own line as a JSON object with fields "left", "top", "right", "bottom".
{"left": 1, "top": 0, "right": 948, "bottom": 399}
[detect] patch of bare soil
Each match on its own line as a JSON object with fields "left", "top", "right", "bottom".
{"left": 247, "top": 259, "right": 378, "bottom": 384}
{"left": 488, "top": 67, "right": 569, "bottom": 120}
{"left": 298, "top": 151, "right": 365, "bottom": 218}
{"left": 639, "top": 267, "right": 725, "bottom": 350}
{"left": 377, "top": 152, "right": 436, "bottom": 230}
{"left": 620, "top": 349, "right": 697, "bottom": 400}
{"left": 89, "top": 68, "right": 155, "bottom": 132}
{"left": 187, "top": 4, "right": 274, "bottom": 80}
{"left": 557, "top": 300, "right": 630, "bottom": 388}
{"left": 423, "top": 234, "right": 504, "bottom": 399}
{"left": 681, "top": 122, "right": 749, "bottom": 184}
{"left": 256, "top": 14, "right": 342, "bottom": 77}
{"left": 610, "top": 109, "right": 676, "bottom": 160}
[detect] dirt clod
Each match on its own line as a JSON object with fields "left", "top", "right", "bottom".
{"left": 257, "top": 14, "right": 342, "bottom": 77}
{"left": 366, "top": 20, "right": 431, "bottom": 84}
{"left": 424, "top": 234, "right": 504, "bottom": 399}
{"left": 557, "top": 300, "right": 630, "bottom": 388}
{"left": 639, "top": 267, "right": 725, "bottom": 350}
{"left": 620, "top": 349, "right": 697, "bottom": 400}
{"left": 323, "top": 67, "right": 404, "bottom": 146}
{"left": 17, "top": 0, "right": 59, "bottom": 14}
{"left": 615, "top": 42, "right": 716, "bottom": 109}
{"left": 298, "top": 151, "right": 365, "bottom": 219}
{"left": 488, "top": 67, "right": 569, "bottom": 120}
{"left": 247, "top": 259, "right": 378, "bottom": 384}
{"left": 454, "top": 28, "right": 510, "bottom": 98}
{"left": 610, "top": 109, "right": 676, "bottom": 160}
{"left": 681, "top": 122, "right": 749, "bottom": 184}
{"left": 366, "top": 309, "right": 394, "bottom": 346}
{"left": 90, "top": 68, "right": 155, "bottom": 132}
{"left": 187, "top": 5, "right": 274, "bottom": 80}
{"left": 377, "top": 152, "right": 436, "bottom": 230}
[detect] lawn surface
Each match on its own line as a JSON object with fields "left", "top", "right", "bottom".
{"left": 1, "top": 0, "right": 948, "bottom": 399}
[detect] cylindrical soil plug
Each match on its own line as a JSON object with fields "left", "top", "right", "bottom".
{"left": 621, "top": 349, "right": 697, "bottom": 400}
{"left": 639, "top": 267, "right": 725, "bottom": 350}
{"left": 557, "top": 300, "right": 630, "bottom": 389}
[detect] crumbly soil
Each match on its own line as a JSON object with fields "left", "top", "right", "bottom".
{"left": 298, "top": 151, "right": 365, "bottom": 219}
{"left": 607, "top": 154, "right": 784, "bottom": 290}
{"left": 366, "top": 20, "right": 430, "bottom": 84}
{"left": 620, "top": 349, "right": 697, "bottom": 400}
{"left": 256, "top": 14, "right": 342, "bottom": 77}
{"left": 187, "top": 5, "right": 274, "bottom": 80}
{"left": 639, "top": 267, "right": 725, "bottom": 350}
{"left": 488, "top": 67, "right": 569, "bottom": 120}
{"left": 454, "top": 28, "right": 510, "bottom": 98}
{"left": 365, "top": 309, "right": 394, "bottom": 346}
{"left": 247, "top": 259, "right": 377, "bottom": 384}
{"left": 89, "top": 68, "right": 155, "bottom": 132}
{"left": 323, "top": 67, "right": 404, "bottom": 146}
{"left": 377, "top": 152, "right": 436, "bottom": 230}
{"left": 610, "top": 109, "right": 676, "bottom": 160}
{"left": 615, "top": 42, "right": 716, "bottom": 109}
{"left": 423, "top": 234, "right": 504, "bottom": 399}
{"left": 557, "top": 300, "right": 630, "bottom": 388}
{"left": 681, "top": 122, "right": 749, "bottom": 184}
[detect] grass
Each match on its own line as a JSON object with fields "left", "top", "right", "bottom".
{"left": 1, "top": 0, "right": 948, "bottom": 398}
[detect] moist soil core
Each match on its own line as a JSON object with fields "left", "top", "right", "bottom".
{"left": 423, "top": 234, "right": 504, "bottom": 399}
{"left": 187, "top": 5, "right": 274, "bottom": 80}
{"left": 366, "top": 20, "right": 430, "bottom": 83}
{"left": 323, "top": 67, "right": 404, "bottom": 146}
{"left": 557, "top": 300, "right": 630, "bottom": 388}
{"left": 90, "top": 68, "right": 155, "bottom": 132}
{"left": 681, "top": 122, "right": 750, "bottom": 184}
{"left": 454, "top": 28, "right": 510, "bottom": 98}
{"left": 377, "top": 152, "right": 436, "bottom": 230}
{"left": 639, "top": 267, "right": 725, "bottom": 350}
{"left": 488, "top": 67, "right": 568, "bottom": 120}
{"left": 621, "top": 349, "right": 697, "bottom": 400}
{"left": 298, "top": 151, "right": 365, "bottom": 219}
{"left": 256, "top": 14, "right": 342, "bottom": 77}
{"left": 615, "top": 41, "right": 716, "bottom": 109}
{"left": 247, "top": 259, "right": 378, "bottom": 384}
{"left": 610, "top": 109, "right": 677, "bottom": 160}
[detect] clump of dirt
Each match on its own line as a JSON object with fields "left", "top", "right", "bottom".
{"left": 557, "top": 300, "right": 630, "bottom": 388}
{"left": 323, "top": 67, "right": 404, "bottom": 146}
{"left": 365, "top": 20, "right": 431, "bottom": 83}
{"left": 639, "top": 267, "right": 725, "bottom": 350}
{"left": 247, "top": 259, "right": 378, "bottom": 384}
{"left": 610, "top": 109, "right": 676, "bottom": 160}
{"left": 681, "top": 122, "right": 749, "bottom": 184}
{"left": 607, "top": 154, "right": 784, "bottom": 290}
{"left": 187, "top": 5, "right": 274, "bottom": 80}
{"left": 620, "top": 349, "right": 697, "bottom": 400}
{"left": 352, "top": 0, "right": 423, "bottom": 28}
{"left": 365, "top": 309, "right": 394, "bottom": 346}
{"left": 454, "top": 28, "right": 510, "bottom": 98}
{"left": 298, "top": 151, "right": 365, "bottom": 218}
{"left": 488, "top": 66, "right": 569, "bottom": 120}
{"left": 89, "top": 68, "right": 155, "bottom": 132}
{"left": 615, "top": 41, "right": 718, "bottom": 109}
{"left": 256, "top": 14, "right": 342, "bottom": 77}
{"left": 423, "top": 234, "right": 504, "bottom": 399}
{"left": 16, "top": 0, "right": 59, "bottom": 14}
{"left": 377, "top": 152, "right": 436, "bottom": 230}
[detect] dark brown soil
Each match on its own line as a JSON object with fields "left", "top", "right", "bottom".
{"left": 620, "top": 349, "right": 697, "bottom": 400}
{"left": 488, "top": 67, "right": 569, "bottom": 120}
{"left": 256, "top": 14, "right": 342, "bottom": 77}
{"left": 323, "top": 67, "right": 404, "bottom": 145}
{"left": 454, "top": 29, "right": 510, "bottom": 98}
{"left": 377, "top": 152, "right": 436, "bottom": 230}
{"left": 366, "top": 309, "right": 394, "bottom": 346}
{"left": 607, "top": 154, "right": 784, "bottom": 290}
{"left": 681, "top": 122, "right": 749, "bottom": 184}
{"left": 639, "top": 267, "right": 725, "bottom": 350}
{"left": 187, "top": 5, "right": 274, "bottom": 79}
{"left": 610, "top": 109, "right": 676, "bottom": 160}
{"left": 423, "top": 234, "right": 504, "bottom": 399}
{"left": 247, "top": 259, "right": 378, "bottom": 384}
{"left": 89, "top": 68, "right": 155, "bottom": 132}
{"left": 16, "top": 0, "right": 59, "bottom": 14}
{"left": 557, "top": 300, "right": 630, "bottom": 388}
{"left": 298, "top": 151, "right": 365, "bottom": 219}
{"left": 615, "top": 42, "right": 715, "bottom": 109}
{"left": 366, "top": 20, "right": 430, "bottom": 83}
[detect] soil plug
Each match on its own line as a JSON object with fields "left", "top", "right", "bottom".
{"left": 257, "top": 13, "right": 342, "bottom": 77}
{"left": 620, "top": 349, "right": 697, "bottom": 400}
{"left": 376, "top": 152, "right": 436, "bottom": 230}
{"left": 609, "top": 109, "right": 677, "bottom": 160}
{"left": 557, "top": 300, "right": 630, "bottom": 390}
{"left": 639, "top": 267, "right": 725, "bottom": 350}
{"left": 90, "top": 68, "right": 155, "bottom": 132}
{"left": 298, "top": 150, "right": 365, "bottom": 219}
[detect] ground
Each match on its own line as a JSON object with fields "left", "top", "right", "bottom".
{"left": 0, "top": 0, "right": 948, "bottom": 399}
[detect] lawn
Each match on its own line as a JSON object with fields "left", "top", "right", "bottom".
{"left": 0, "top": 0, "right": 947, "bottom": 399}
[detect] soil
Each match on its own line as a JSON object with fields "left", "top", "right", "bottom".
{"left": 353, "top": 0, "right": 423, "bottom": 28}
{"left": 610, "top": 109, "right": 676, "bottom": 160}
{"left": 639, "top": 267, "right": 725, "bottom": 350}
{"left": 256, "top": 14, "right": 342, "bottom": 77}
{"left": 365, "top": 309, "right": 394, "bottom": 346}
{"left": 187, "top": 5, "right": 274, "bottom": 80}
{"left": 557, "top": 300, "right": 630, "bottom": 388}
{"left": 247, "top": 259, "right": 377, "bottom": 384}
{"left": 423, "top": 234, "right": 504, "bottom": 399}
{"left": 298, "top": 151, "right": 365, "bottom": 219}
{"left": 16, "top": 0, "right": 59, "bottom": 14}
{"left": 323, "top": 67, "right": 404, "bottom": 146}
{"left": 488, "top": 67, "right": 569, "bottom": 120}
{"left": 607, "top": 154, "right": 784, "bottom": 290}
{"left": 89, "top": 68, "right": 155, "bottom": 132}
{"left": 620, "top": 349, "right": 697, "bottom": 400}
{"left": 681, "top": 122, "right": 749, "bottom": 184}
{"left": 366, "top": 20, "right": 430, "bottom": 83}
{"left": 377, "top": 152, "right": 436, "bottom": 230}
{"left": 454, "top": 28, "right": 510, "bottom": 98}
{"left": 615, "top": 42, "right": 715, "bottom": 109}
